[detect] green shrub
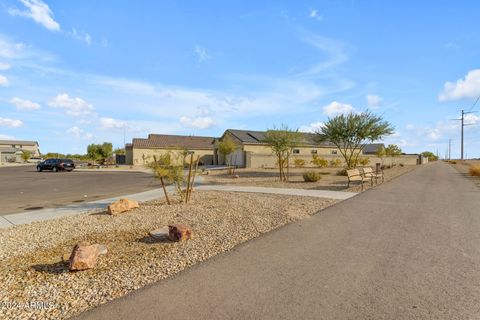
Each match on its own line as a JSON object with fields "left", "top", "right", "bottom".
{"left": 311, "top": 155, "right": 328, "bottom": 168}
{"left": 470, "top": 165, "right": 480, "bottom": 177}
{"left": 294, "top": 158, "right": 306, "bottom": 168}
{"left": 358, "top": 157, "right": 370, "bottom": 166}
{"left": 303, "top": 171, "right": 321, "bottom": 182}
{"left": 329, "top": 158, "right": 342, "bottom": 167}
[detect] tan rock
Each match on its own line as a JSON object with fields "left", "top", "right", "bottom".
{"left": 149, "top": 227, "right": 169, "bottom": 240}
{"left": 233, "top": 174, "right": 240, "bottom": 179}
{"left": 168, "top": 224, "right": 192, "bottom": 242}
{"left": 69, "top": 242, "right": 100, "bottom": 271}
{"left": 107, "top": 198, "right": 139, "bottom": 215}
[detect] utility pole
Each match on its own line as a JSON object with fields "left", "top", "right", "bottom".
{"left": 448, "top": 138, "right": 451, "bottom": 160}
{"left": 452, "top": 110, "right": 476, "bottom": 161}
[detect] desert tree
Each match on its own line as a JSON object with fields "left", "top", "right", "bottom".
{"left": 218, "top": 135, "right": 237, "bottom": 174}
{"left": 21, "top": 150, "right": 31, "bottom": 162}
{"left": 385, "top": 144, "right": 402, "bottom": 166}
{"left": 316, "top": 111, "right": 394, "bottom": 169}
{"left": 421, "top": 151, "right": 438, "bottom": 162}
{"left": 263, "top": 125, "right": 302, "bottom": 181}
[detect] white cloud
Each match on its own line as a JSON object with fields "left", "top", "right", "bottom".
{"left": 0, "top": 134, "right": 15, "bottom": 139}
{"left": 10, "top": 97, "right": 41, "bottom": 110}
{"left": 48, "top": 93, "right": 94, "bottom": 116}
{"left": 180, "top": 116, "right": 216, "bottom": 129}
{"left": 309, "top": 9, "right": 323, "bottom": 21}
{"left": 299, "top": 121, "right": 324, "bottom": 133}
{"left": 67, "top": 28, "right": 91, "bottom": 46}
{"left": 464, "top": 113, "right": 480, "bottom": 125}
{"left": 366, "top": 94, "right": 383, "bottom": 108}
{"left": 0, "top": 117, "right": 23, "bottom": 127}
{"left": 298, "top": 32, "right": 349, "bottom": 76}
{"left": 66, "top": 126, "right": 93, "bottom": 139}
{"left": 0, "top": 75, "right": 8, "bottom": 86}
{"left": 323, "top": 101, "right": 356, "bottom": 116}
{"left": 8, "top": 0, "right": 60, "bottom": 31}
{"left": 0, "top": 37, "right": 26, "bottom": 58}
{"left": 100, "top": 117, "right": 126, "bottom": 130}
{"left": 0, "top": 63, "right": 10, "bottom": 70}
{"left": 439, "top": 69, "right": 480, "bottom": 101}
{"left": 194, "top": 45, "right": 211, "bottom": 63}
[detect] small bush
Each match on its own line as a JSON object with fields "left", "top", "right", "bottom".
{"left": 358, "top": 157, "right": 370, "bottom": 166}
{"left": 336, "top": 169, "right": 348, "bottom": 176}
{"left": 311, "top": 155, "right": 328, "bottom": 168}
{"left": 448, "top": 160, "right": 457, "bottom": 164}
{"left": 399, "top": 163, "right": 404, "bottom": 167}
{"left": 470, "top": 165, "right": 480, "bottom": 177}
{"left": 329, "top": 158, "right": 342, "bottom": 167}
{"left": 303, "top": 171, "right": 321, "bottom": 182}
{"left": 294, "top": 158, "right": 306, "bottom": 168}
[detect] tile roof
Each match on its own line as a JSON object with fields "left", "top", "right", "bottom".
{"left": 132, "top": 134, "right": 216, "bottom": 150}
{"left": 0, "top": 140, "right": 38, "bottom": 146}
{"left": 225, "top": 129, "right": 336, "bottom": 147}
{"left": 362, "top": 143, "right": 385, "bottom": 154}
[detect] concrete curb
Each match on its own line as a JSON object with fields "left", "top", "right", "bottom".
{"left": 0, "top": 183, "right": 356, "bottom": 229}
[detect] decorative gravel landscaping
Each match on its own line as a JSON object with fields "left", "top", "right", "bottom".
{"left": 202, "top": 165, "right": 418, "bottom": 192}
{"left": 0, "top": 191, "right": 336, "bottom": 320}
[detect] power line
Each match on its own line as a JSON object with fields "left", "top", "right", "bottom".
{"left": 468, "top": 94, "right": 480, "bottom": 112}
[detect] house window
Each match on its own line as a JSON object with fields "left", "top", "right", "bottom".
{"left": 331, "top": 150, "right": 338, "bottom": 154}
{"left": 311, "top": 149, "right": 318, "bottom": 154}
{"left": 293, "top": 149, "right": 300, "bottom": 154}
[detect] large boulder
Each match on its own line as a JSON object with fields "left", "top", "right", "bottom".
{"left": 107, "top": 198, "right": 139, "bottom": 215}
{"left": 69, "top": 242, "right": 101, "bottom": 271}
{"left": 168, "top": 224, "right": 192, "bottom": 242}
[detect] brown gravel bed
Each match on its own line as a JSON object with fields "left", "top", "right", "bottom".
{"left": 202, "top": 165, "right": 418, "bottom": 193}
{"left": 0, "top": 191, "right": 336, "bottom": 320}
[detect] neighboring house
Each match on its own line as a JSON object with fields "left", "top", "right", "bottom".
{"left": 0, "top": 140, "right": 41, "bottom": 163}
{"left": 217, "top": 129, "right": 340, "bottom": 168}
{"left": 362, "top": 143, "right": 385, "bottom": 155}
{"left": 0, "top": 147, "right": 23, "bottom": 163}
{"left": 125, "top": 134, "right": 216, "bottom": 165}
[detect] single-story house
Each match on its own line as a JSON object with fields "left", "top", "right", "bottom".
{"left": 125, "top": 134, "right": 216, "bottom": 165}
{"left": 362, "top": 143, "right": 385, "bottom": 155}
{"left": 217, "top": 129, "right": 341, "bottom": 168}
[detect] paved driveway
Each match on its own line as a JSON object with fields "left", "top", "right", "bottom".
{"left": 0, "top": 165, "right": 159, "bottom": 215}
{"left": 75, "top": 162, "right": 480, "bottom": 320}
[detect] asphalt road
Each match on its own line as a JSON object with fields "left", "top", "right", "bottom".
{"left": 0, "top": 165, "right": 160, "bottom": 215}
{"left": 75, "top": 162, "right": 480, "bottom": 320}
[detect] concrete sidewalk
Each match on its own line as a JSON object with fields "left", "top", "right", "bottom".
{"left": 0, "top": 183, "right": 356, "bottom": 228}
{"left": 196, "top": 185, "right": 357, "bottom": 200}
{"left": 75, "top": 162, "right": 480, "bottom": 320}
{"left": 0, "top": 187, "right": 174, "bottom": 228}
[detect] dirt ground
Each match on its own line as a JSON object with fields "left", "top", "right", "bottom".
{"left": 449, "top": 160, "right": 480, "bottom": 188}
{"left": 202, "top": 165, "right": 418, "bottom": 193}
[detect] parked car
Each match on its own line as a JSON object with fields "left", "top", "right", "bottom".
{"left": 36, "top": 158, "right": 75, "bottom": 172}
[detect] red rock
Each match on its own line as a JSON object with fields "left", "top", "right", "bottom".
{"left": 69, "top": 242, "right": 100, "bottom": 271}
{"left": 168, "top": 224, "right": 192, "bottom": 241}
{"left": 107, "top": 198, "right": 139, "bottom": 215}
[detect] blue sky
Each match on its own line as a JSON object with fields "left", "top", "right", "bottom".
{"left": 0, "top": 0, "right": 479, "bottom": 157}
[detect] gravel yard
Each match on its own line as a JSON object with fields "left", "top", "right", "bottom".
{"left": 0, "top": 191, "right": 336, "bottom": 320}
{"left": 202, "top": 165, "right": 418, "bottom": 192}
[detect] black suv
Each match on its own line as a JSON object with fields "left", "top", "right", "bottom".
{"left": 36, "top": 159, "right": 75, "bottom": 172}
